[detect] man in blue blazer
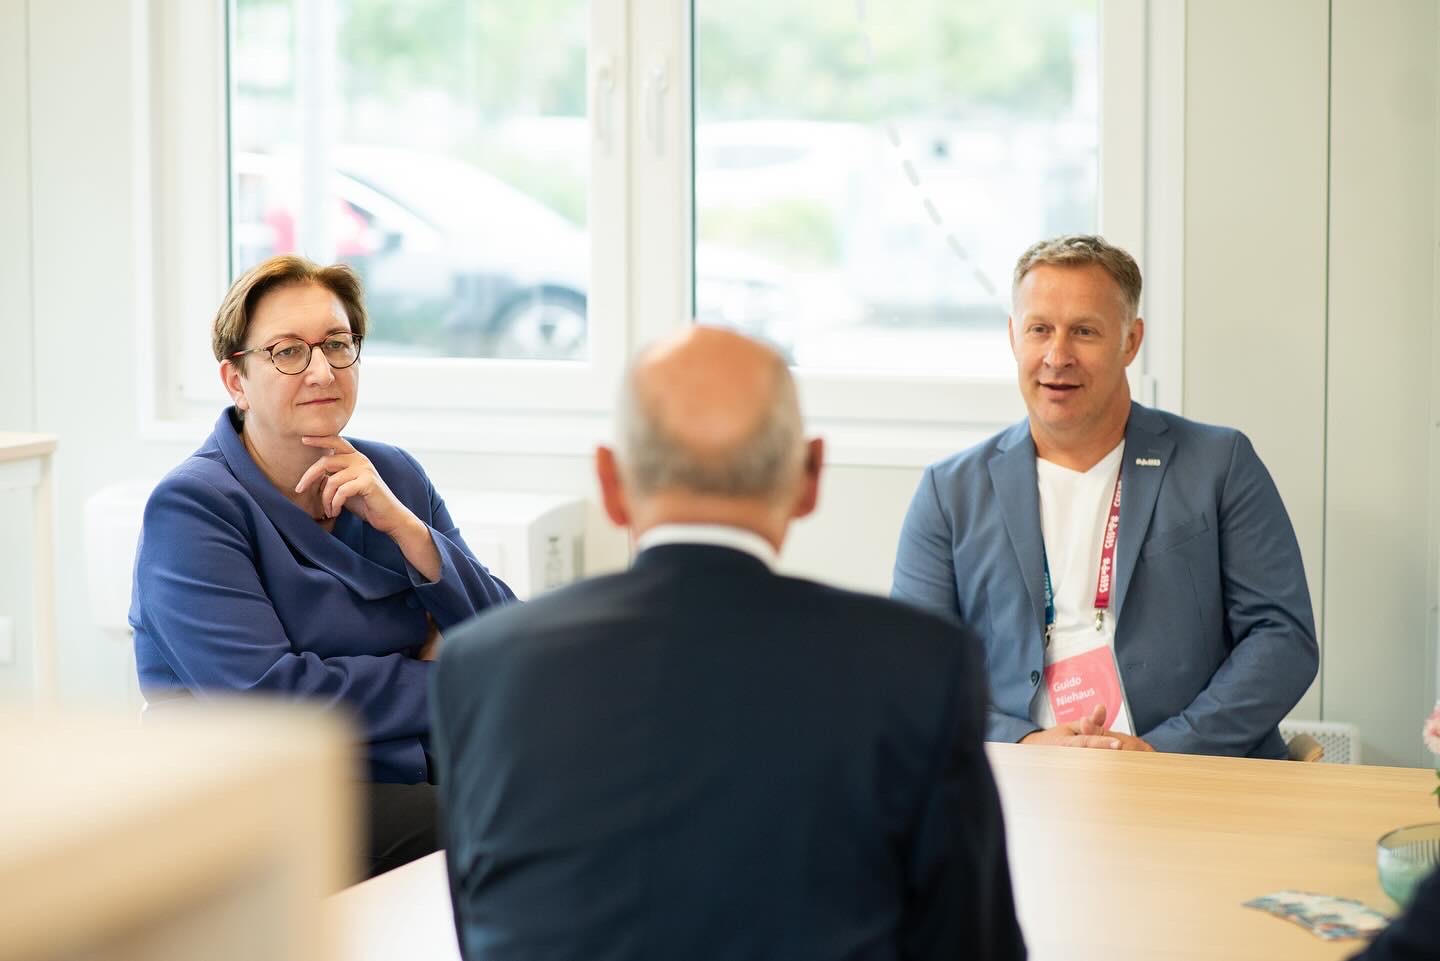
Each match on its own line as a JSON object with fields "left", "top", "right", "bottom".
{"left": 893, "top": 235, "right": 1317, "bottom": 758}
{"left": 433, "top": 327, "right": 1025, "bottom": 960}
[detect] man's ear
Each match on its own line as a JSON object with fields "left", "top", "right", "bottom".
{"left": 219, "top": 360, "right": 249, "bottom": 411}
{"left": 1123, "top": 316, "right": 1145, "bottom": 366}
{"left": 790, "top": 437, "right": 824, "bottom": 520}
{"left": 594, "top": 446, "right": 631, "bottom": 528}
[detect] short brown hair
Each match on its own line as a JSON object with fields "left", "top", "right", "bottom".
{"left": 213, "top": 255, "right": 368, "bottom": 373}
{"left": 1012, "top": 234, "right": 1142, "bottom": 322}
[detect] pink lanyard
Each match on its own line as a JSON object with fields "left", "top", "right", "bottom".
{"left": 1042, "top": 471, "right": 1123, "bottom": 645}
{"left": 1093, "top": 474, "right": 1122, "bottom": 630}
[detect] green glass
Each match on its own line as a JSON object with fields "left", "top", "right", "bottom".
{"left": 1376, "top": 822, "right": 1440, "bottom": 908}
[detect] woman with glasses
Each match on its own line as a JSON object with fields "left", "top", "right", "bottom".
{"left": 130, "top": 254, "right": 515, "bottom": 878}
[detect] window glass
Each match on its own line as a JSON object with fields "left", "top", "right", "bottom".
{"left": 694, "top": 0, "right": 1098, "bottom": 374}
{"left": 230, "top": 0, "right": 590, "bottom": 361}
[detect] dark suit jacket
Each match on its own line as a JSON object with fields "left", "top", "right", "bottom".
{"left": 432, "top": 543, "right": 1024, "bottom": 961}
{"left": 1350, "top": 867, "right": 1440, "bottom": 961}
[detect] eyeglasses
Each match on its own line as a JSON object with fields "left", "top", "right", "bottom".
{"left": 231, "top": 332, "right": 363, "bottom": 375}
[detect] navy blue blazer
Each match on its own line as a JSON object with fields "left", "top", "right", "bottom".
{"left": 433, "top": 543, "right": 1025, "bottom": 961}
{"left": 1349, "top": 867, "right": 1440, "bottom": 961}
{"left": 131, "top": 408, "right": 514, "bottom": 783}
{"left": 892, "top": 403, "right": 1318, "bottom": 758}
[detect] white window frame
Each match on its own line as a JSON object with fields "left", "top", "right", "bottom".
{"left": 137, "top": 0, "right": 630, "bottom": 452}
{"left": 136, "top": 0, "right": 1182, "bottom": 466}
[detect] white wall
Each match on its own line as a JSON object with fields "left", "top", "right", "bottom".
{"left": 20, "top": 0, "right": 187, "bottom": 702}
{"left": 0, "top": 1, "right": 33, "bottom": 428}
{"left": 1183, "top": 0, "right": 1440, "bottom": 765}
{"left": 1182, "top": 0, "right": 1330, "bottom": 723}
{"left": 1323, "top": 0, "right": 1438, "bottom": 766}
{"left": 2, "top": 1, "right": 1438, "bottom": 766}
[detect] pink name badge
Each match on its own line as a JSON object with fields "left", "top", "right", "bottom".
{"left": 1044, "top": 646, "right": 1124, "bottom": 727}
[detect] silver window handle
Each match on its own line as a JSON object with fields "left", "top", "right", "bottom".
{"left": 644, "top": 61, "right": 670, "bottom": 155}
{"left": 592, "top": 57, "right": 615, "bottom": 154}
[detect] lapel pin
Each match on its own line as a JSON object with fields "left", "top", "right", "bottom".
{"left": 1134, "top": 457, "right": 1161, "bottom": 467}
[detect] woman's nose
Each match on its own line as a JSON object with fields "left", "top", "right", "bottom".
{"left": 303, "top": 346, "right": 335, "bottom": 383}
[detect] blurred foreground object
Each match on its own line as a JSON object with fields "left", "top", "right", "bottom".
{"left": 0, "top": 432, "right": 57, "bottom": 705}
{"left": 0, "top": 703, "right": 356, "bottom": 961}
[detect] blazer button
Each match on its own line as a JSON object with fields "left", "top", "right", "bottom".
{"left": 1029, "top": 670, "right": 1040, "bottom": 686}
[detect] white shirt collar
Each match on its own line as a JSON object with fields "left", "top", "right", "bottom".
{"left": 634, "top": 523, "right": 778, "bottom": 569}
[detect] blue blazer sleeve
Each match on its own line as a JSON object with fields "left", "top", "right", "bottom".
{"left": 392, "top": 447, "right": 517, "bottom": 627}
{"left": 137, "top": 471, "right": 432, "bottom": 745}
{"left": 892, "top": 465, "right": 961, "bottom": 619}
{"left": 893, "top": 465, "right": 1037, "bottom": 745}
{"left": 1140, "top": 433, "right": 1319, "bottom": 755}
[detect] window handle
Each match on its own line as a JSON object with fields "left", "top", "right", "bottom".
{"left": 644, "top": 60, "right": 670, "bottom": 155}
{"left": 592, "top": 56, "right": 615, "bottom": 155}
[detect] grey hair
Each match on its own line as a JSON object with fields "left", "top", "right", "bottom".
{"left": 616, "top": 353, "right": 805, "bottom": 501}
{"left": 1012, "top": 234, "right": 1143, "bottom": 324}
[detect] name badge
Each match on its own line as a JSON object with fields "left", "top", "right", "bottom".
{"left": 1044, "top": 645, "right": 1126, "bottom": 727}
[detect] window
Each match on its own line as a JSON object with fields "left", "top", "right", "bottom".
{"left": 230, "top": 0, "right": 592, "bottom": 363}
{"left": 140, "top": 0, "right": 1159, "bottom": 462}
{"left": 695, "top": 0, "right": 1099, "bottom": 377}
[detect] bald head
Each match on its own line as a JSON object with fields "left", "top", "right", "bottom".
{"left": 617, "top": 326, "right": 804, "bottom": 502}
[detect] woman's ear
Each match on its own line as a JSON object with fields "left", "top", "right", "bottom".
{"left": 219, "top": 360, "right": 249, "bottom": 411}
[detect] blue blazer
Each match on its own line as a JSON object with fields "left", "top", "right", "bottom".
{"left": 433, "top": 544, "right": 1025, "bottom": 961}
{"left": 892, "top": 403, "right": 1318, "bottom": 758}
{"left": 131, "top": 408, "right": 515, "bottom": 783}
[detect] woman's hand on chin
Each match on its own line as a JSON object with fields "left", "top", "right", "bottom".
{"left": 296, "top": 434, "right": 444, "bottom": 582}
{"left": 295, "top": 434, "right": 413, "bottom": 533}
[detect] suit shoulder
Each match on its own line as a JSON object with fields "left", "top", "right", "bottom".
{"left": 780, "top": 576, "right": 981, "bottom": 658}
{"left": 147, "top": 450, "right": 241, "bottom": 513}
{"left": 924, "top": 419, "right": 1026, "bottom": 484}
{"left": 780, "top": 579, "right": 987, "bottom": 725}
{"left": 442, "top": 572, "right": 632, "bottom": 658}
{"left": 1142, "top": 405, "right": 1247, "bottom": 448}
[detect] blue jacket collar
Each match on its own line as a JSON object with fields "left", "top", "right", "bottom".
{"left": 212, "top": 408, "right": 411, "bottom": 600}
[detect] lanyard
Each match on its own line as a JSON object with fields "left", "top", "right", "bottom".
{"left": 1043, "top": 472, "right": 1123, "bottom": 646}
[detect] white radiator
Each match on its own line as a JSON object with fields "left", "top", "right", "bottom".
{"left": 1279, "top": 719, "right": 1362, "bottom": 765}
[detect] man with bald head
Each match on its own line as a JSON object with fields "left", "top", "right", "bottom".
{"left": 433, "top": 326, "right": 1025, "bottom": 961}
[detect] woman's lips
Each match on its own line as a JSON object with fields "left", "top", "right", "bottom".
{"left": 300, "top": 398, "right": 338, "bottom": 406}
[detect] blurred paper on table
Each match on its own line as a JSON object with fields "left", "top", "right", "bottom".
{"left": 1243, "top": 890, "right": 1391, "bottom": 941}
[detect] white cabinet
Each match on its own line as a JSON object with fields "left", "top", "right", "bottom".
{"left": 442, "top": 492, "right": 587, "bottom": 601}
{"left": 0, "top": 433, "right": 57, "bottom": 704}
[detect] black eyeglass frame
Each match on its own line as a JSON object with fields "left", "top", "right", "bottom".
{"left": 229, "top": 333, "right": 364, "bottom": 375}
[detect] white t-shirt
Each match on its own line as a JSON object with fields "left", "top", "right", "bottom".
{"left": 1029, "top": 441, "right": 1133, "bottom": 734}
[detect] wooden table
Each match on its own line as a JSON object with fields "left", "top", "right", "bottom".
{"left": 0, "top": 433, "right": 57, "bottom": 703}
{"left": 991, "top": 743, "right": 1437, "bottom": 960}
{"left": 331, "top": 851, "right": 458, "bottom": 961}
{"left": 331, "top": 745, "right": 1440, "bottom": 960}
